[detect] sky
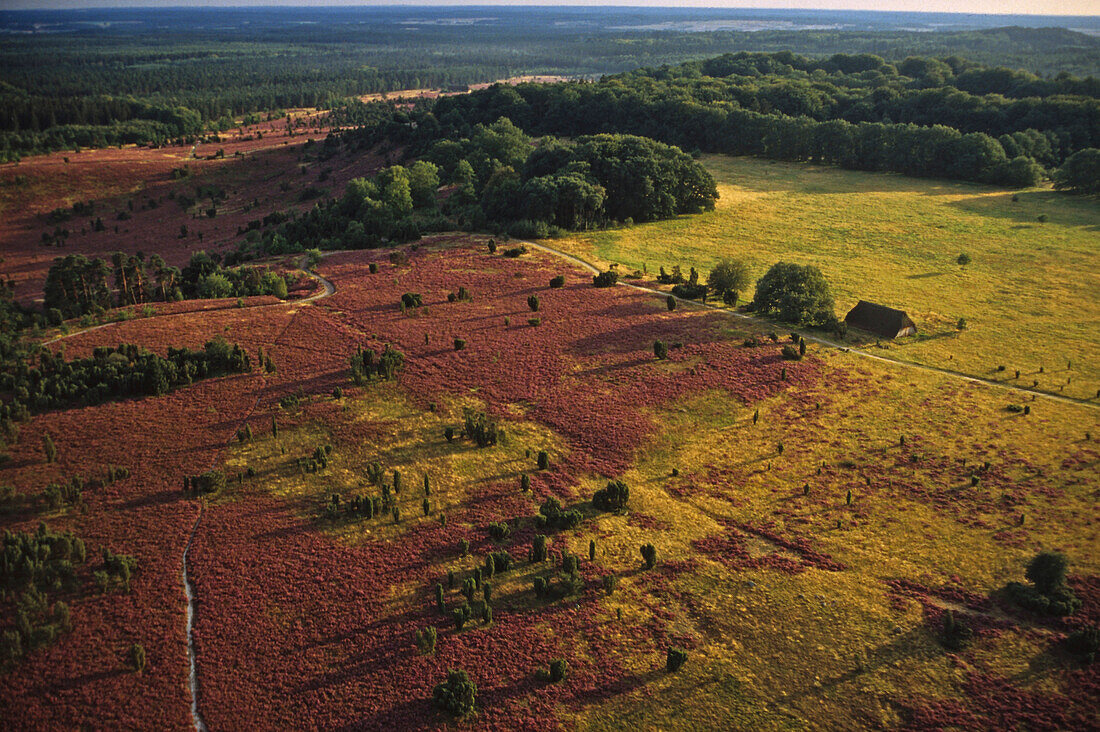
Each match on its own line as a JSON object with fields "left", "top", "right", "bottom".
{"left": 4, "top": 2, "right": 1098, "bottom": 17}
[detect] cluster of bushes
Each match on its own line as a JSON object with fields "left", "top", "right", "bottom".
{"left": 534, "top": 496, "right": 581, "bottom": 531}
{"left": 184, "top": 470, "right": 226, "bottom": 496}
{"left": 94, "top": 547, "right": 138, "bottom": 594}
{"left": 349, "top": 344, "right": 405, "bottom": 385}
{"left": 297, "top": 444, "right": 333, "bottom": 474}
{"left": 1006, "top": 551, "right": 1082, "bottom": 616}
{"left": 0, "top": 524, "right": 88, "bottom": 666}
{"left": 462, "top": 409, "right": 502, "bottom": 447}
{"left": 592, "top": 480, "right": 629, "bottom": 512}
{"left": 0, "top": 337, "right": 251, "bottom": 420}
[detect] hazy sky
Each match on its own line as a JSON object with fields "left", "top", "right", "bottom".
{"left": 5, "top": 2, "right": 1098, "bottom": 17}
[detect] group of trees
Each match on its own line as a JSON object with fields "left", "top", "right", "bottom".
{"left": 0, "top": 337, "right": 251, "bottom": 419}
{"left": 239, "top": 123, "right": 717, "bottom": 259}
{"left": 43, "top": 251, "right": 290, "bottom": 320}
{"left": 1, "top": 524, "right": 86, "bottom": 666}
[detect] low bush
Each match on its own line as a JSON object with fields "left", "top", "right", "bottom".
{"left": 433, "top": 669, "right": 477, "bottom": 718}
{"left": 592, "top": 271, "right": 618, "bottom": 288}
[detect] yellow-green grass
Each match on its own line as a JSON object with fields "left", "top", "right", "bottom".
{"left": 552, "top": 155, "right": 1100, "bottom": 401}
{"left": 572, "top": 348, "right": 1098, "bottom": 730}
{"left": 223, "top": 384, "right": 566, "bottom": 543}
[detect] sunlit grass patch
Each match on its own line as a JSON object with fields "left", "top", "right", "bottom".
{"left": 552, "top": 155, "right": 1100, "bottom": 398}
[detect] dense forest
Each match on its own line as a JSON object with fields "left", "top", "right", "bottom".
{"left": 330, "top": 50, "right": 1098, "bottom": 189}
{"left": 1, "top": 7, "right": 1097, "bottom": 158}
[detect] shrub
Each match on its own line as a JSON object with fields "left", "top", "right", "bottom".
{"left": 957, "top": 253, "right": 972, "bottom": 266}
{"left": 368, "top": 262, "right": 378, "bottom": 274}
{"left": 593, "top": 479, "right": 629, "bottom": 511}
{"left": 435, "top": 583, "right": 445, "bottom": 613}
{"left": 487, "top": 551, "right": 513, "bottom": 573}
{"left": 453, "top": 338, "right": 466, "bottom": 351}
{"left": 592, "top": 271, "right": 618, "bottom": 288}
{"left": 445, "top": 426, "right": 455, "bottom": 442}
{"left": 43, "top": 434, "right": 57, "bottom": 464}
{"left": 534, "top": 497, "right": 581, "bottom": 531}
{"left": 131, "top": 643, "right": 146, "bottom": 673}
{"left": 666, "top": 648, "right": 687, "bottom": 672}
{"left": 1066, "top": 626, "right": 1099, "bottom": 664}
{"left": 654, "top": 340, "right": 668, "bottom": 360}
{"left": 537, "top": 450, "right": 549, "bottom": 470}
{"left": 528, "top": 317, "right": 541, "bottom": 327}
{"left": 528, "top": 295, "right": 540, "bottom": 312}
{"left": 781, "top": 344, "right": 802, "bottom": 361}
{"left": 940, "top": 610, "right": 974, "bottom": 651}
{"left": 1007, "top": 581, "right": 1083, "bottom": 615}
{"left": 641, "top": 543, "right": 657, "bottom": 569}
{"left": 549, "top": 658, "right": 568, "bottom": 683}
{"left": 503, "top": 245, "right": 528, "bottom": 258}
{"left": 671, "top": 283, "right": 707, "bottom": 300}
{"left": 533, "top": 576, "right": 548, "bottom": 597}
{"left": 488, "top": 521, "right": 511, "bottom": 542}
{"left": 530, "top": 534, "right": 548, "bottom": 563}
{"left": 589, "top": 539, "right": 596, "bottom": 561}
{"left": 488, "top": 240, "right": 497, "bottom": 253}
{"left": 401, "top": 292, "right": 422, "bottom": 309}
{"left": 550, "top": 276, "right": 565, "bottom": 288}
{"left": 666, "top": 295, "right": 676, "bottom": 311}
{"left": 453, "top": 604, "right": 471, "bottom": 631}
{"left": 433, "top": 669, "right": 477, "bottom": 718}
{"left": 520, "top": 473, "right": 530, "bottom": 492}
{"left": 416, "top": 626, "right": 438, "bottom": 655}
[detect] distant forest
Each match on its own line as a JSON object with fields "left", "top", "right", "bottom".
{"left": 0, "top": 6, "right": 1098, "bottom": 159}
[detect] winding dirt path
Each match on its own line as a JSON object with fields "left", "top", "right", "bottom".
{"left": 179, "top": 259, "right": 335, "bottom": 730}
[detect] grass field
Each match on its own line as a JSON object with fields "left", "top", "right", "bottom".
{"left": 552, "top": 156, "right": 1100, "bottom": 401}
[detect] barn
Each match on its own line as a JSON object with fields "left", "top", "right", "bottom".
{"left": 844, "top": 300, "right": 917, "bottom": 339}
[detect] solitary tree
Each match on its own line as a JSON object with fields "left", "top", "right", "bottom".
{"left": 752, "top": 262, "right": 835, "bottom": 326}
{"left": 707, "top": 259, "right": 751, "bottom": 302}
{"left": 1026, "top": 551, "right": 1069, "bottom": 595}
{"left": 43, "top": 434, "right": 57, "bottom": 464}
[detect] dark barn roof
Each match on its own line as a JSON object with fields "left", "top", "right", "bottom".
{"left": 844, "top": 300, "right": 917, "bottom": 339}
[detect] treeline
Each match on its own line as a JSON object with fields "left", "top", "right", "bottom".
{"left": 235, "top": 125, "right": 716, "bottom": 258}
{"left": 421, "top": 52, "right": 1100, "bottom": 187}
{"left": 0, "top": 98, "right": 203, "bottom": 161}
{"left": 1, "top": 10, "right": 1096, "bottom": 157}
{"left": 0, "top": 338, "right": 251, "bottom": 419}
{"left": 43, "top": 251, "right": 290, "bottom": 321}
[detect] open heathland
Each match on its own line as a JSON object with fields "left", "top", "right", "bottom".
{"left": 4, "top": 233, "right": 1094, "bottom": 729}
